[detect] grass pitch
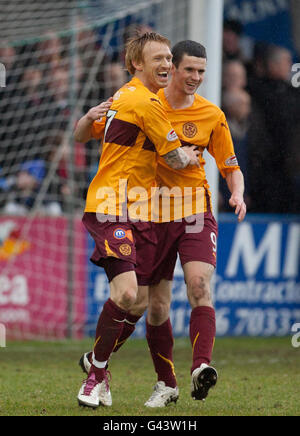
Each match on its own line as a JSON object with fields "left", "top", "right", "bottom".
{"left": 0, "top": 337, "right": 299, "bottom": 416}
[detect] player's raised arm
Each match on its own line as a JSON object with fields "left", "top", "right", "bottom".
{"left": 74, "top": 98, "right": 113, "bottom": 143}
{"left": 162, "top": 145, "right": 200, "bottom": 169}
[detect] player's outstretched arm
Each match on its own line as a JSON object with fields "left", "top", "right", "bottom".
{"left": 226, "top": 169, "right": 247, "bottom": 222}
{"left": 162, "top": 146, "right": 200, "bottom": 170}
{"left": 74, "top": 98, "right": 113, "bottom": 143}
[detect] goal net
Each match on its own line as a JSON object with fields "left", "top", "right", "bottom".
{"left": 0, "top": 0, "right": 189, "bottom": 339}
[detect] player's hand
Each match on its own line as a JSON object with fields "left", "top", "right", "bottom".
{"left": 229, "top": 193, "right": 247, "bottom": 222}
{"left": 86, "top": 97, "right": 113, "bottom": 122}
{"left": 181, "top": 146, "right": 200, "bottom": 167}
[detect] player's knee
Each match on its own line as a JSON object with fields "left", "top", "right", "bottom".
{"left": 131, "top": 299, "right": 148, "bottom": 317}
{"left": 187, "top": 275, "right": 212, "bottom": 305}
{"left": 148, "top": 298, "right": 170, "bottom": 324}
{"left": 117, "top": 287, "right": 137, "bottom": 310}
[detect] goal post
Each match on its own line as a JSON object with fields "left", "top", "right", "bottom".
{"left": 188, "top": 0, "right": 224, "bottom": 219}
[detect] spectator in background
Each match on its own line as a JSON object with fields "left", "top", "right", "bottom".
{"left": 22, "top": 67, "right": 43, "bottom": 95}
{"left": 75, "top": 18, "right": 107, "bottom": 114}
{"left": 0, "top": 168, "right": 8, "bottom": 191}
{"left": 2, "top": 148, "right": 80, "bottom": 217}
{"left": 222, "top": 59, "right": 247, "bottom": 91}
{"left": 0, "top": 44, "right": 16, "bottom": 70}
{"left": 221, "top": 47, "right": 250, "bottom": 211}
{"left": 106, "top": 61, "right": 127, "bottom": 94}
{"left": 0, "top": 167, "right": 11, "bottom": 210}
{"left": 44, "top": 132, "right": 87, "bottom": 215}
{"left": 0, "top": 65, "right": 45, "bottom": 173}
{"left": 0, "top": 43, "right": 24, "bottom": 175}
{"left": 289, "top": 128, "right": 300, "bottom": 213}
{"left": 222, "top": 89, "right": 251, "bottom": 155}
{"left": 0, "top": 43, "right": 17, "bottom": 82}
{"left": 220, "top": 88, "right": 252, "bottom": 211}
{"left": 84, "top": 56, "right": 127, "bottom": 183}
{"left": 47, "top": 67, "right": 71, "bottom": 125}
{"left": 290, "top": 0, "right": 300, "bottom": 59}
{"left": 247, "top": 41, "right": 270, "bottom": 81}
{"left": 247, "top": 44, "right": 300, "bottom": 213}
{"left": 37, "top": 31, "right": 67, "bottom": 72}
{"left": 19, "top": 66, "right": 44, "bottom": 119}
{"left": 76, "top": 17, "right": 103, "bottom": 69}
{"left": 98, "top": 58, "right": 127, "bottom": 100}
{"left": 223, "top": 19, "right": 244, "bottom": 62}
{"left": 266, "top": 45, "right": 293, "bottom": 81}
{"left": 3, "top": 160, "right": 46, "bottom": 215}
{"left": 0, "top": 42, "right": 22, "bottom": 88}
{"left": 47, "top": 65, "right": 82, "bottom": 133}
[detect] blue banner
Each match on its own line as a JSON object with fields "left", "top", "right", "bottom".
{"left": 85, "top": 214, "right": 300, "bottom": 337}
{"left": 214, "top": 214, "right": 300, "bottom": 336}
{"left": 224, "top": 0, "right": 298, "bottom": 60}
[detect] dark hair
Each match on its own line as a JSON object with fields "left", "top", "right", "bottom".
{"left": 223, "top": 19, "right": 243, "bottom": 35}
{"left": 264, "top": 44, "right": 290, "bottom": 63}
{"left": 172, "top": 40, "right": 207, "bottom": 68}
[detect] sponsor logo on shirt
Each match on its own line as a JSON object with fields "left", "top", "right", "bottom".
{"left": 225, "top": 155, "right": 238, "bottom": 166}
{"left": 167, "top": 129, "right": 178, "bottom": 142}
{"left": 150, "top": 98, "right": 162, "bottom": 105}
{"left": 113, "top": 228, "right": 133, "bottom": 242}
{"left": 114, "top": 228, "right": 126, "bottom": 239}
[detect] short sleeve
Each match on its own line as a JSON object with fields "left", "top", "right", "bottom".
{"left": 140, "top": 97, "right": 182, "bottom": 156}
{"left": 208, "top": 111, "right": 240, "bottom": 178}
{"left": 91, "top": 117, "right": 106, "bottom": 140}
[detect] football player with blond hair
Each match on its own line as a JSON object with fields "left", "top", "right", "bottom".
{"left": 74, "top": 33, "right": 200, "bottom": 409}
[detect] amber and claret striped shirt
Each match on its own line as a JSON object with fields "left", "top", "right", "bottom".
{"left": 85, "top": 77, "right": 181, "bottom": 221}
{"left": 155, "top": 88, "right": 240, "bottom": 220}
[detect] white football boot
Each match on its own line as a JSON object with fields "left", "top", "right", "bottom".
{"left": 77, "top": 371, "right": 112, "bottom": 408}
{"left": 144, "top": 381, "right": 179, "bottom": 408}
{"left": 191, "top": 363, "right": 218, "bottom": 401}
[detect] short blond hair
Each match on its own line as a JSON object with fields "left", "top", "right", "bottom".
{"left": 125, "top": 32, "right": 171, "bottom": 75}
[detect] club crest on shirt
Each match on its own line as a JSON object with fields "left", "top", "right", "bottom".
{"left": 119, "top": 244, "right": 132, "bottom": 256}
{"left": 183, "top": 122, "right": 198, "bottom": 138}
